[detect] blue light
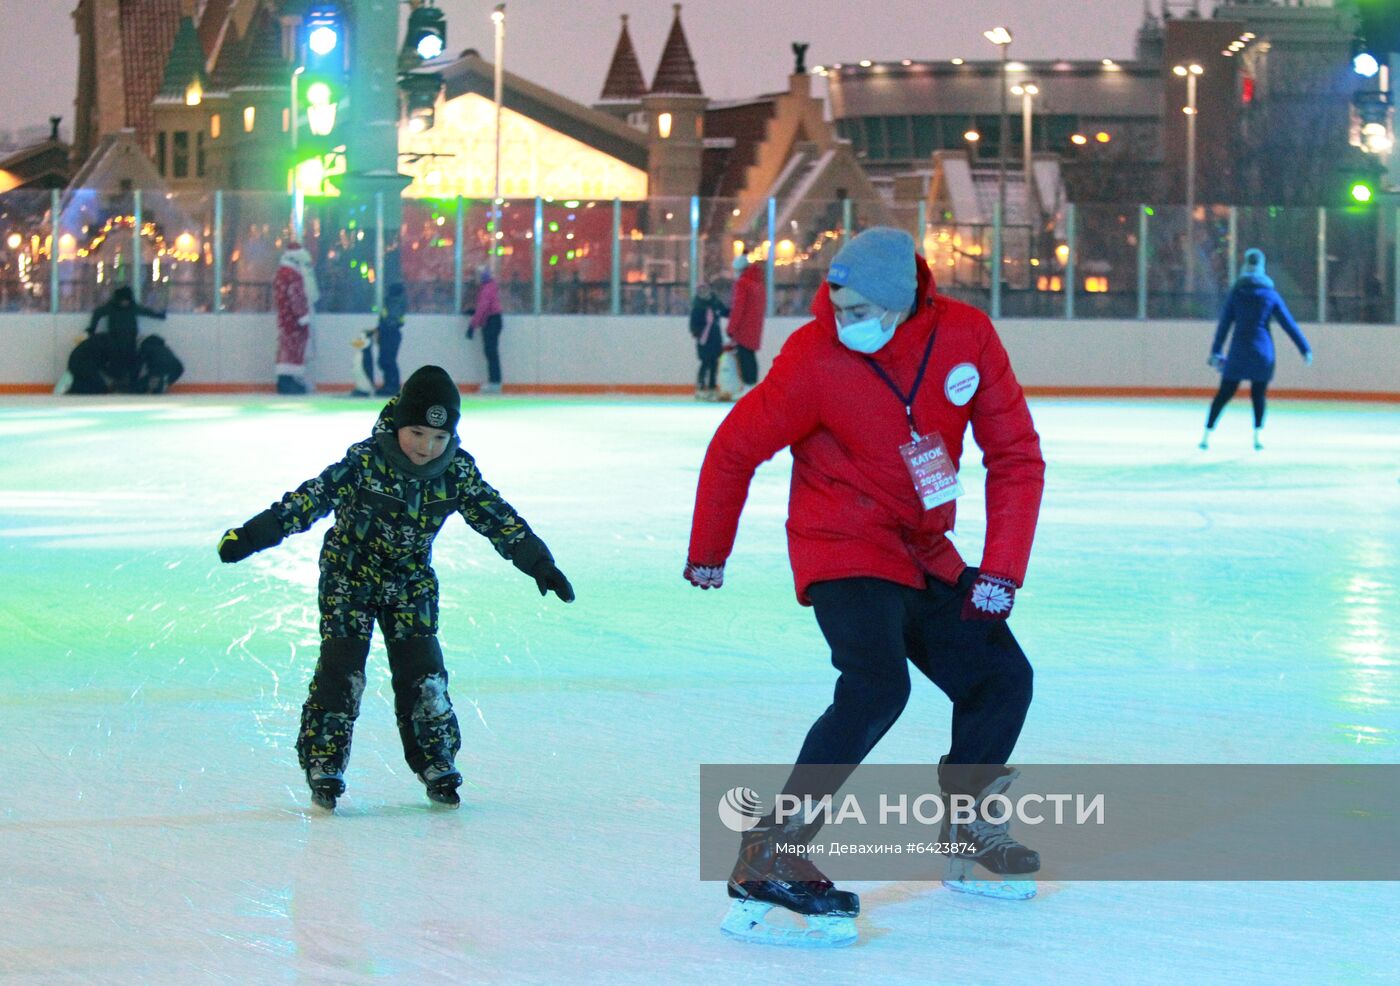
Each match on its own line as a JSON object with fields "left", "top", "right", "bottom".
{"left": 1353, "top": 52, "right": 1380, "bottom": 78}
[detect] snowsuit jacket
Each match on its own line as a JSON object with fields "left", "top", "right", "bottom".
{"left": 1211, "top": 273, "right": 1310, "bottom": 382}
{"left": 688, "top": 254, "right": 1045, "bottom": 605}
{"left": 265, "top": 400, "right": 540, "bottom": 607}
{"left": 690, "top": 295, "right": 729, "bottom": 357}
{"left": 727, "top": 265, "right": 766, "bottom": 352}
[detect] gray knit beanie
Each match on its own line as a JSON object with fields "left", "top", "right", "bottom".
{"left": 826, "top": 227, "right": 918, "bottom": 313}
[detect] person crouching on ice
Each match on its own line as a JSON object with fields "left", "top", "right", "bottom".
{"left": 686, "top": 228, "right": 1046, "bottom": 945}
{"left": 218, "top": 365, "right": 574, "bottom": 811}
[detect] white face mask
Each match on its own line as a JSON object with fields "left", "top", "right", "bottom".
{"left": 836, "top": 309, "right": 898, "bottom": 353}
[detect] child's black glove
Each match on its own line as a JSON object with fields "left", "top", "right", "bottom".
{"left": 531, "top": 558, "right": 575, "bottom": 603}
{"left": 510, "top": 533, "right": 575, "bottom": 603}
{"left": 217, "top": 510, "right": 284, "bottom": 563}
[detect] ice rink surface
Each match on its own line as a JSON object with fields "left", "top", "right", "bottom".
{"left": 0, "top": 393, "right": 1396, "bottom": 984}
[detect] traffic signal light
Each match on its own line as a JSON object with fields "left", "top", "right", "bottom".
{"left": 1350, "top": 178, "right": 1375, "bottom": 204}
{"left": 399, "top": 2, "right": 448, "bottom": 132}
{"left": 402, "top": 2, "right": 448, "bottom": 68}
{"left": 300, "top": 3, "right": 348, "bottom": 139}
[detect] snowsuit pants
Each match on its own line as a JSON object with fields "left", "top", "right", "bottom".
{"left": 781, "top": 570, "right": 1033, "bottom": 812}
{"left": 377, "top": 324, "right": 402, "bottom": 395}
{"left": 296, "top": 589, "right": 461, "bottom": 777}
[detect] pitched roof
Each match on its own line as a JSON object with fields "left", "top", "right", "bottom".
{"left": 599, "top": 14, "right": 648, "bottom": 102}
{"left": 119, "top": 0, "right": 186, "bottom": 147}
{"left": 650, "top": 4, "right": 702, "bottom": 96}
{"left": 233, "top": 5, "right": 290, "bottom": 91}
{"left": 437, "top": 51, "right": 648, "bottom": 171}
{"left": 157, "top": 17, "right": 209, "bottom": 102}
{"left": 198, "top": 0, "right": 237, "bottom": 68}
{"left": 700, "top": 97, "right": 778, "bottom": 198}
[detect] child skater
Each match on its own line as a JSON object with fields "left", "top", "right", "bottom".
{"left": 217, "top": 365, "right": 575, "bottom": 810}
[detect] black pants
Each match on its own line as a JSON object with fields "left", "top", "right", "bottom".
{"left": 1206, "top": 377, "right": 1268, "bottom": 429}
{"left": 377, "top": 326, "right": 402, "bottom": 394}
{"left": 736, "top": 346, "right": 759, "bottom": 386}
{"left": 481, "top": 314, "right": 503, "bottom": 384}
{"left": 696, "top": 347, "right": 719, "bottom": 389}
{"left": 782, "top": 572, "right": 1033, "bottom": 810}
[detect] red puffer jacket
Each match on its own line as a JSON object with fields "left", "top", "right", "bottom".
{"left": 726, "top": 264, "right": 766, "bottom": 351}
{"left": 688, "top": 254, "right": 1044, "bottom": 604}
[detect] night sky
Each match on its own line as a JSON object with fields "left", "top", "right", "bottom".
{"left": 0, "top": 0, "right": 1149, "bottom": 141}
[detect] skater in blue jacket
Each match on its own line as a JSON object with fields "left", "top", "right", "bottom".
{"left": 1200, "top": 248, "right": 1312, "bottom": 450}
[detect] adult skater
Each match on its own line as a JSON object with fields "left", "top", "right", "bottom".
{"left": 84, "top": 286, "right": 166, "bottom": 392}
{"left": 466, "top": 267, "right": 505, "bottom": 394}
{"left": 217, "top": 365, "right": 574, "bottom": 810}
{"left": 689, "top": 280, "right": 729, "bottom": 400}
{"left": 1201, "top": 247, "right": 1312, "bottom": 450}
{"left": 726, "top": 255, "right": 766, "bottom": 394}
{"left": 686, "top": 227, "right": 1045, "bottom": 946}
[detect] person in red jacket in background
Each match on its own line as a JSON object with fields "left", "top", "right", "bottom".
{"left": 687, "top": 227, "right": 1046, "bottom": 942}
{"left": 726, "top": 255, "right": 766, "bottom": 394}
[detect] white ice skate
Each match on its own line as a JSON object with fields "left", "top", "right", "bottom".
{"left": 720, "top": 898, "right": 857, "bottom": 948}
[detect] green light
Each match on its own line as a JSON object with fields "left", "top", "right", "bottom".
{"left": 548, "top": 221, "right": 559, "bottom": 232}
{"left": 566, "top": 250, "right": 575, "bottom": 260}
{"left": 549, "top": 255, "right": 558, "bottom": 266}
{"left": 1144, "top": 207, "right": 1155, "bottom": 216}
{"left": 564, "top": 200, "right": 580, "bottom": 208}
{"left": 307, "top": 82, "right": 333, "bottom": 106}
{"left": 1349, "top": 181, "right": 1374, "bottom": 204}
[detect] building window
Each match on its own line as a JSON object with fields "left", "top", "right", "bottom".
{"left": 887, "top": 116, "right": 913, "bottom": 160}
{"left": 657, "top": 112, "right": 672, "bottom": 139}
{"left": 156, "top": 132, "right": 167, "bottom": 176}
{"left": 172, "top": 131, "right": 189, "bottom": 178}
{"left": 243, "top": 106, "right": 256, "bottom": 132}
{"left": 210, "top": 114, "right": 221, "bottom": 140}
{"left": 197, "top": 131, "right": 206, "bottom": 177}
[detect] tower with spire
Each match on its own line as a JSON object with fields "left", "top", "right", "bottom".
{"left": 595, "top": 14, "right": 648, "bottom": 130}
{"left": 642, "top": 4, "right": 708, "bottom": 199}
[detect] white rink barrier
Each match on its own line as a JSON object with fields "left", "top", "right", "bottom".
{"left": 1, "top": 313, "right": 1395, "bottom": 399}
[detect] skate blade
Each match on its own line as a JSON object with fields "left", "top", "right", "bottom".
{"left": 720, "top": 899, "right": 857, "bottom": 948}
{"left": 310, "top": 794, "right": 337, "bottom": 813}
{"left": 943, "top": 858, "right": 1036, "bottom": 900}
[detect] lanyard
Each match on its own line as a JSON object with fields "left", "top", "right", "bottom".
{"left": 862, "top": 325, "right": 939, "bottom": 441}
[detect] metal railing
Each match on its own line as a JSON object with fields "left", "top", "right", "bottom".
{"left": 0, "top": 188, "right": 1395, "bottom": 323}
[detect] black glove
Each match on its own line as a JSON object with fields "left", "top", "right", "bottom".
{"left": 510, "top": 533, "right": 574, "bottom": 602}
{"left": 217, "top": 509, "right": 284, "bottom": 564}
{"left": 466, "top": 326, "right": 475, "bottom": 340}
{"left": 530, "top": 558, "right": 575, "bottom": 602}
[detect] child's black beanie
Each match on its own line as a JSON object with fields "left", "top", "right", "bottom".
{"left": 394, "top": 365, "right": 460, "bottom": 433}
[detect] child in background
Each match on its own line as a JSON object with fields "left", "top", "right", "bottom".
{"left": 218, "top": 365, "right": 575, "bottom": 811}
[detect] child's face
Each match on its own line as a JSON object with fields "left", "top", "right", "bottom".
{"left": 397, "top": 425, "right": 452, "bottom": 465}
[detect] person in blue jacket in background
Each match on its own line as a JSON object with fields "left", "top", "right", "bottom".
{"left": 1200, "top": 248, "right": 1312, "bottom": 451}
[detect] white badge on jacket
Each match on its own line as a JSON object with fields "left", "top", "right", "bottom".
{"left": 944, "top": 363, "right": 980, "bottom": 406}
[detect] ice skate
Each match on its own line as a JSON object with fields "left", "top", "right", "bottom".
{"left": 721, "top": 823, "right": 858, "bottom": 948}
{"left": 941, "top": 770, "right": 1040, "bottom": 901}
{"left": 306, "top": 758, "right": 345, "bottom": 812}
{"left": 1253, "top": 428, "right": 1264, "bottom": 450}
{"left": 1199, "top": 428, "right": 1211, "bottom": 450}
{"left": 417, "top": 760, "right": 463, "bottom": 808}
{"left": 478, "top": 382, "right": 502, "bottom": 395}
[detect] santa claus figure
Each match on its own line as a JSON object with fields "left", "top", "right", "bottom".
{"left": 274, "top": 242, "right": 319, "bottom": 394}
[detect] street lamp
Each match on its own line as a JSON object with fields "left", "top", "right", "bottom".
{"left": 1173, "top": 62, "right": 1203, "bottom": 310}
{"left": 984, "top": 26, "right": 1012, "bottom": 317}
{"left": 1010, "top": 82, "right": 1038, "bottom": 182}
{"left": 491, "top": 3, "right": 505, "bottom": 274}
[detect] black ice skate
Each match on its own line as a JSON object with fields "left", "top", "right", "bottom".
{"left": 941, "top": 769, "right": 1040, "bottom": 901}
{"left": 721, "top": 823, "right": 858, "bottom": 948}
{"left": 417, "top": 760, "right": 463, "bottom": 808}
{"left": 306, "top": 758, "right": 345, "bottom": 812}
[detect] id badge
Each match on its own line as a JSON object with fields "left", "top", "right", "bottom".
{"left": 900, "top": 431, "right": 964, "bottom": 510}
